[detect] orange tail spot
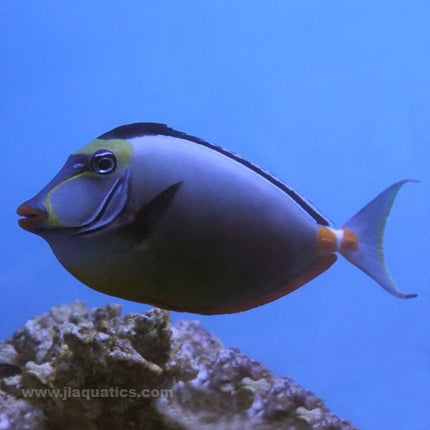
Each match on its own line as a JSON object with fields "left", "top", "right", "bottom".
{"left": 340, "top": 228, "right": 358, "bottom": 252}
{"left": 317, "top": 226, "right": 337, "bottom": 254}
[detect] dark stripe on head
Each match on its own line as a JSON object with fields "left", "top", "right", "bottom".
{"left": 98, "top": 123, "right": 330, "bottom": 225}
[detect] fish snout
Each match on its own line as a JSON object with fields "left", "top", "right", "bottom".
{"left": 17, "top": 202, "right": 47, "bottom": 232}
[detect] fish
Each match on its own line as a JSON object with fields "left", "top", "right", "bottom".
{"left": 17, "top": 123, "right": 417, "bottom": 314}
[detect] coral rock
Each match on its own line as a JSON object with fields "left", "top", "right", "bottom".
{"left": 0, "top": 302, "right": 356, "bottom": 429}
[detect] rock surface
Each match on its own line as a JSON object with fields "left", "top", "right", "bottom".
{"left": 0, "top": 302, "right": 356, "bottom": 429}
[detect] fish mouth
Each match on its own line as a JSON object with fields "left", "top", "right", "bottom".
{"left": 17, "top": 204, "right": 47, "bottom": 232}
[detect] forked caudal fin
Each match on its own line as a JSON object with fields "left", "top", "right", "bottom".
{"left": 340, "top": 179, "right": 418, "bottom": 299}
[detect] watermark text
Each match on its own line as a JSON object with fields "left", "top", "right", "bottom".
{"left": 21, "top": 386, "right": 173, "bottom": 401}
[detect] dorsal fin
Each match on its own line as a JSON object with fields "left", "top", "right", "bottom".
{"left": 98, "top": 123, "right": 209, "bottom": 145}
{"left": 99, "top": 122, "right": 330, "bottom": 226}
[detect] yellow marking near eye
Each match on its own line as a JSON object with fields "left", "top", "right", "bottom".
{"left": 74, "top": 139, "right": 133, "bottom": 165}
{"left": 45, "top": 172, "right": 93, "bottom": 226}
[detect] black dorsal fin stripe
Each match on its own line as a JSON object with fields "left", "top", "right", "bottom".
{"left": 98, "top": 123, "right": 330, "bottom": 226}
{"left": 98, "top": 123, "right": 209, "bottom": 145}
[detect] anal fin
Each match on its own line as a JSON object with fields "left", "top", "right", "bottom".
{"left": 205, "top": 254, "right": 337, "bottom": 314}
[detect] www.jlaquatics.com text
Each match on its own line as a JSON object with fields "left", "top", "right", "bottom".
{"left": 21, "top": 386, "right": 173, "bottom": 401}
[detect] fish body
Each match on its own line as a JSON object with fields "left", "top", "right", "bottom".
{"left": 17, "top": 123, "right": 417, "bottom": 313}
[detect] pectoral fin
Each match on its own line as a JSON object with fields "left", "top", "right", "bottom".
{"left": 131, "top": 181, "right": 183, "bottom": 243}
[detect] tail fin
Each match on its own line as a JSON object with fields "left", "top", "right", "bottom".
{"left": 341, "top": 179, "right": 418, "bottom": 299}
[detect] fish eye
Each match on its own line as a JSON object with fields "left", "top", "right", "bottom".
{"left": 91, "top": 150, "right": 117, "bottom": 175}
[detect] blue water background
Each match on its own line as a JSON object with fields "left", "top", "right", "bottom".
{"left": 1, "top": 2, "right": 429, "bottom": 428}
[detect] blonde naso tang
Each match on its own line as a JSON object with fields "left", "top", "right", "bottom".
{"left": 17, "top": 123, "right": 417, "bottom": 314}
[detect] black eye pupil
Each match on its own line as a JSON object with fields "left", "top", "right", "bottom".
{"left": 91, "top": 150, "right": 117, "bottom": 174}
{"left": 98, "top": 158, "right": 113, "bottom": 171}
